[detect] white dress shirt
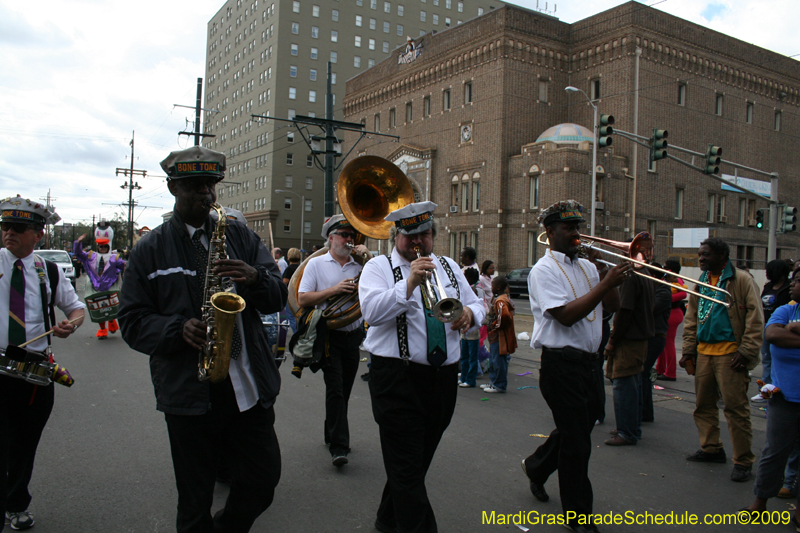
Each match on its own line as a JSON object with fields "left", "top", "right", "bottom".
{"left": 277, "top": 257, "right": 288, "bottom": 275}
{"left": 360, "top": 248, "right": 485, "bottom": 366}
{"left": 186, "top": 224, "right": 258, "bottom": 412}
{"left": 528, "top": 249, "right": 603, "bottom": 353}
{"left": 0, "top": 248, "right": 86, "bottom": 353}
{"left": 298, "top": 250, "right": 364, "bottom": 332}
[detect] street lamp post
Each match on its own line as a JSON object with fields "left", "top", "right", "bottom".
{"left": 565, "top": 86, "right": 597, "bottom": 237}
{"left": 275, "top": 189, "right": 304, "bottom": 255}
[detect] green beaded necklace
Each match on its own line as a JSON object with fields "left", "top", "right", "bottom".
{"left": 697, "top": 262, "right": 728, "bottom": 324}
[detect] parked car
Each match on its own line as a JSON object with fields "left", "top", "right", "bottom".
{"left": 506, "top": 267, "right": 531, "bottom": 299}
{"left": 36, "top": 250, "right": 77, "bottom": 288}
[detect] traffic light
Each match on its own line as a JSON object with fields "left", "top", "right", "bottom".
{"left": 781, "top": 205, "right": 797, "bottom": 233}
{"left": 649, "top": 129, "right": 669, "bottom": 163}
{"left": 703, "top": 144, "right": 722, "bottom": 175}
{"left": 598, "top": 114, "right": 614, "bottom": 147}
{"left": 755, "top": 208, "right": 766, "bottom": 230}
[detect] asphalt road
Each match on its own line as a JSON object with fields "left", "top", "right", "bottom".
{"left": 17, "top": 287, "right": 786, "bottom": 533}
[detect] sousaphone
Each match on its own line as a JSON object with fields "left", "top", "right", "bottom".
{"left": 287, "top": 156, "right": 415, "bottom": 329}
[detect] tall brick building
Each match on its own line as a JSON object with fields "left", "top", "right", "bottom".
{"left": 342, "top": 1, "right": 800, "bottom": 273}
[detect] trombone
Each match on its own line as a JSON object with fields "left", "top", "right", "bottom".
{"left": 536, "top": 232, "right": 731, "bottom": 308}
{"left": 414, "top": 246, "right": 464, "bottom": 322}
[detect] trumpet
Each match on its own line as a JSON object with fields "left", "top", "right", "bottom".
{"left": 537, "top": 232, "right": 732, "bottom": 308}
{"left": 414, "top": 246, "right": 463, "bottom": 322}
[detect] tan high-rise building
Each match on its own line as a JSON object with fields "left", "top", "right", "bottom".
{"left": 203, "top": 0, "right": 503, "bottom": 252}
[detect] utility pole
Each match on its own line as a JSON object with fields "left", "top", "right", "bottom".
{"left": 116, "top": 131, "right": 146, "bottom": 250}
{"left": 39, "top": 189, "right": 57, "bottom": 248}
{"left": 176, "top": 78, "right": 217, "bottom": 147}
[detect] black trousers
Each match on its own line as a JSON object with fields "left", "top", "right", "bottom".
{"left": 0, "top": 377, "right": 54, "bottom": 530}
{"left": 524, "top": 348, "right": 603, "bottom": 524}
{"left": 369, "top": 356, "right": 458, "bottom": 533}
{"left": 164, "top": 379, "right": 281, "bottom": 533}
{"left": 322, "top": 329, "right": 362, "bottom": 457}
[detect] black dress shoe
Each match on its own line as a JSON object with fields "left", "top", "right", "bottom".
{"left": 656, "top": 374, "right": 676, "bottom": 381}
{"left": 529, "top": 480, "right": 549, "bottom": 502}
{"left": 686, "top": 448, "right": 726, "bottom": 463}
{"left": 374, "top": 519, "right": 395, "bottom": 532}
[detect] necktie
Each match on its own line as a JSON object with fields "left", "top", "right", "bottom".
{"left": 9, "top": 259, "right": 26, "bottom": 346}
{"left": 420, "top": 285, "right": 447, "bottom": 367}
{"left": 98, "top": 256, "right": 105, "bottom": 275}
{"left": 191, "top": 229, "right": 242, "bottom": 360}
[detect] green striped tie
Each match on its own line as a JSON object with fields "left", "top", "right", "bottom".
{"left": 9, "top": 259, "right": 26, "bottom": 346}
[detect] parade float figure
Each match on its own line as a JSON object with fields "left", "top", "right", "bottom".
{"left": 73, "top": 222, "right": 125, "bottom": 339}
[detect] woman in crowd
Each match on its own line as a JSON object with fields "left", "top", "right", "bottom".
{"left": 656, "top": 260, "right": 687, "bottom": 381}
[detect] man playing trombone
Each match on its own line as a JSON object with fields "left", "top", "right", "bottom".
{"left": 359, "top": 201, "right": 484, "bottom": 533}
{"left": 521, "top": 200, "right": 630, "bottom": 533}
{"left": 297, "top": 214, "right": 371, "bottom": 468}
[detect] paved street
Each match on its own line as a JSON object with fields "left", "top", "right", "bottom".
{"left": 16, "top": 289, "right": 789, "bottom": 533}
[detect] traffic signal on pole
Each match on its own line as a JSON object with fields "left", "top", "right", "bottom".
{"left": 755, "top": 208, "right": 766, "bottom": 230}
{"left": 703, "top": 144, "right": 722, "bottom": 175}
{"left": 598, "top": 114, "right": 614, "bottom": 147}
{"left": 650, "top": 129, "right": 668, "bottom": 163}
{"left": 781, "top": 205, "right": 797, "bottom": 233}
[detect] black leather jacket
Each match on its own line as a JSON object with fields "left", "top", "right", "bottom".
{"left": 118, "top": 211, "right": 287, "bottom": 415}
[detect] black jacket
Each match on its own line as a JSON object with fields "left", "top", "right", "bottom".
{"left": 118, "top": 211, "right": 287, "bottom": 415}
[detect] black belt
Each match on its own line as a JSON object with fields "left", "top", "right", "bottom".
{"left": 329, "top": 328, "right": 363, "bottom": 338}
{"left": 542, "top": 346, "right": 599, "bottom": 362}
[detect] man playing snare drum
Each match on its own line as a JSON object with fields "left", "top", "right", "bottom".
{"left": 0, "top": 196, "right": 85, "bottom": 531}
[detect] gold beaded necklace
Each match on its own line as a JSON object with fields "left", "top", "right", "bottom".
{"left": 549, "top": 249, "right": 596, "bottom": 321}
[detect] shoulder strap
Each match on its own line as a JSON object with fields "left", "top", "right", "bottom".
{"left": 34, "top": 256, "right": 59, "bottom": 347}
{"left": 387, "top": 254, "right": 410, "bottom": 363}
{"left": 437, "top": 256, "right": 460, "bottom": 299}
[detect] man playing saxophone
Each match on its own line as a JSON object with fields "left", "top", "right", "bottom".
{"left": 118, "top": 146, "right": 286, "bottom": 533}
{"left": 297, "top": 214, "right": 371, "bottom": 468}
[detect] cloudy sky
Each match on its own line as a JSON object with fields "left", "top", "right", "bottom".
{"left": 1, "top": 0, "right": 797, "bottom": 232}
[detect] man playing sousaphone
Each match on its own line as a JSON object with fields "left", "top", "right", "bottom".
{"left": 0, "top": 196, "right": 85, "bottom": 531}
{"left": 297, "top": 214, "right": 372, "bottom": 468}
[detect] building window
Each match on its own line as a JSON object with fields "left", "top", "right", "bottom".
{"left": 397, "top": 24, "right": 403, "bottom": 36}
{"left": 451, "top": 180, "right": 458, "bottom": 207}
{"left": 738, "top": 198, "right": 747, "bottom": 226}
{"left": 374, "top": 113, "right": 380, "bottom": 130}
{"left": 383, "top": 41, "right": 389, "bottom": 53}
{"left": 287, "top": 132, "right": 294, "bottom": 143}
{"left": 330, "top": 51, "right": 337, "bottom": 63}
{"left": 369, "top": 17, "right": 376, "bottom": 30}
{"left": 675, "top": 188, "right": 684, "bottom": 219}
{"left": 717, "top": 195, "right": 726, "bottom": 223}
{"left": 292, "top": 22, "right": 299, "bottom": 34}
{"left": 312, "top": 4, "right": 319, "bottom": 16}
{"left": 384, "top": 1, "right": 391, "bottom": 13}
{"left": 450, "top": 232, "right": 457, "bottom": 259}
{"left": 331, "top": 73, "right": 337, "bottom": 84}
{"left": 707, "top": 194, "right": 716, "bottom": 223}
{"left": 354, "top": 55, "right": 361, "bottom": 67}
{"left": 397, "top": 4, "right": 403, "bottom": 15}
{"left": 311, "top": 26, "right": 319, "bottom": 38}
{"left": 310, "top": 47, "right": 318, "bottom": 59}
{"left": 370, "top": 0, "right": 376, "bottom": 7}
{"left": 746, "top": 102, "right": 753, "bottom": 124}
{"left": 432, "top": 14, "right": 438, "bottom": 24}
{"left": 678, "top": 83, "right": 686, "bottom": 106}
{"left": 715, "top": 93, "right": 723, "bottom": 116}
{"left": 309, "top": 90, "right": 316, "bottom": 102}
{"left": 538, "top": 79, "right": 548, "bottom": 102}
{"left": 420, "top": 10, "right": 426, "bottom": 22}
{"left": 290, "top": 65, "right": 297, "bottom": 77}
{"left": 461, "top": 177, "right": 469, "bottom": 212}
{"left": 284, "top": 219, "right": 291, "bottom": 232}
{"left": 472, "top": 180, "right": 480, "bottom": 211}
{"left": 285, "top": 175, "right": 293, "bottom": 188}
{"left": 458, "top": 1, "right": 463, "bottom": 11}
{"left": 355, "top": 35, "right": 361, "bottom": 47}
{"left": 291, "top": 43, "right": 298, "bottom": 55}
{"left": 292, "top": 0, "right": 300, "bottom": 13}
{"left": 306, "top": 177, "right": 313, "bottom": 189}
{"left": 332, "top": 9, "right": 338, "bottom": 21}
{"left": 304, "top": 221, "right": 311, "bottom": 234}
{"left": 284, "top": 197, "right": 293, "bottom": 209}
{"left": 775, "top": 111, "right": 782, "bottom": 131}
{"left": 307, "top": 155, "right": 314, "bottom": 168}
{"left": 286, "top": 153, "right": 294, "bottom": 165}
{"left": 389, "top": 107, "right": 396, "bottom": 127}
{"left": 289, "top": 87, "right": 296, "bottom": 99}
{"left": 590, "top": 78, "right": 600, "bottom": 100}
{"left": 423, "top": 96, "right": 430, "bottom": 117}
{"left": 445, "top": 16, "right": 450, "bottom": 26}
{"left": 405, "top": 102, "right": 412, "bottom": 122}
{"left": 648, "top": 220, "right": 657, "bottom": 237}
{"left": 356, "top": 14, "right": 362, "bottom": 26}
{"left": 310, "top": 68, "right": 317, "bottom": 81}
{"left": 383, "top": 21, "right": 390, "bottom": 33}
{"left": 369, "top": 38, "right": 375, "bottom": 50}
{"left": 464, "top": 81, "right": 472, "bottom": 104}
{"left": 443, "top": 89, "right": 451, "bottom": 111}
{"left": 529, "top": 175, "right": 539, "bottom": 208}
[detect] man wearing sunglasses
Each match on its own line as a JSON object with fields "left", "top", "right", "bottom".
{"left": 1, "top": 196, "right": 85, "bottom": 531}
{"left": 297, "top": 214, "right": 371, "bottom": 468}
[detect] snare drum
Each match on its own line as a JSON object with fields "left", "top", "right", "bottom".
{"left": 0, "top": 346, "right": 55, "bottom": 386}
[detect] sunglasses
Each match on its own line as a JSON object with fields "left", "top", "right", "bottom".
{"left": 333, "top": 231, "right": 356, "bottom": 240}
{"left": 1, "top": 222, "right": 36, "bottom": 233}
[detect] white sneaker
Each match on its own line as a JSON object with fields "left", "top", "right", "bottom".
{"left": 459, "top": 382, "right": 475, "bottom": 388}
{"left": 484, "top": 385, "right": 505, "bottom": 393}
{"left": 6, "top": 510, "right": 35, "bottom": 531}
{"left": 480, "top": 383, "right": 491, "bottom": 389}
{"left": 751, "top": 393, "right": 767, "bottom": 403}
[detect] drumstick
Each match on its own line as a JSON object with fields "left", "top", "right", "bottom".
{"left": 18, "top": 317, "right": 82, "bottom": 348}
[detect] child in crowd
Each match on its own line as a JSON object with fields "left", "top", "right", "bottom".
{"left": 459, "top": 268, "right": 483, "bottom": 387}
{"left": 483, "top": 276, "right": 517, "bottom": 393}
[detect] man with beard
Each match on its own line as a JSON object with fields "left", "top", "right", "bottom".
{"left": 359, "top": 201, "right": 485, "bottom": 533}
{"left": 118, "top": 146, "right": 286, "bottom": 532}
{"left": 521, "top": 200, "right": 629, "bottom": 533}
{"left": 682, "top": 237, "right": 763, "bottom": 482}
{"left": 297, "top": 214, "right": 371, "bottom": 467}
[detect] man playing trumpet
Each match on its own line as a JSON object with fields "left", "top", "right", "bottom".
{"left": 358, "top": 201, "right": 484, "bottom": 533}
{"left": 297, "top": 214, "right": 371, "bottom": 468}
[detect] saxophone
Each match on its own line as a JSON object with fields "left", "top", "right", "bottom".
{"left": 198, "top": 203, "right": 247, "bottom": 383}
